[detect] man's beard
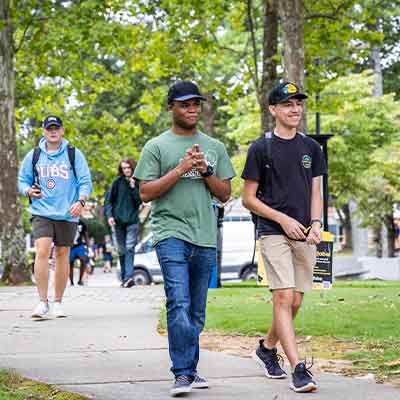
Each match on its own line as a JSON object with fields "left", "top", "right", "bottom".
{"left": 174, "top": 117, "right": 197, "bottom": 130}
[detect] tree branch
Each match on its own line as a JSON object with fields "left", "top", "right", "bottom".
{"left": 246, "top": 0, "right": 259, "bottom": 91}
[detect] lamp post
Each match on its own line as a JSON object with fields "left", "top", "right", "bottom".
{"left": 315, "top": 57, "right": 321, "bottom": 136}
{"left": 309, "top": 57, "right": 331, "bottom": 231}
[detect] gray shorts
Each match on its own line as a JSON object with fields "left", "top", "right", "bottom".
{"left": 31, "top": 216, "right": 77, "bottom": 247}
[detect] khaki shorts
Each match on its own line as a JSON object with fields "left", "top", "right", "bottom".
{"left": 260, "top": 235, "right": 316, "bottom": 293}
{"left": 31, "top": 216, "right": 77, "bottom": 247}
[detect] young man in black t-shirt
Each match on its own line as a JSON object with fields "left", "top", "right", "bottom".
{"left": 241, "top": 82, "right": 327, "bottom": 393}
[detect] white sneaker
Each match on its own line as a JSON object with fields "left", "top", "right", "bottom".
{"left": 53, "top": 302, "right": 67, "bottom": 318}
{"left": 31, "top": 301, "right": 50, "bottom": 320}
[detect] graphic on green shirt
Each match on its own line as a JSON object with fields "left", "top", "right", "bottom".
{"left": 134, "top": 130, "right": 236, "bottom": 247}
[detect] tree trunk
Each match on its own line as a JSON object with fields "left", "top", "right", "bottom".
{"left": 202, "top": 92, "right": 215, "bottom": 136}
{"left": 0, "top": 0, "right": 30, "bottom": 283}
{"left": 260, "top": 0, "right": 278, "bottom": 133}
{"left": 373, "top": 226, "right": 383, "bottom": 258}
{"left": 278, "top": 0, "right": 306, "bottom": 131}
{"left": 370, "top": 22, "right": 385, "bottom": 258}
{"left": 384, "top": 213, "right": 396, "bottom": 258}
{"left": 339, "top": 203, "right": 352, "bottom": 250}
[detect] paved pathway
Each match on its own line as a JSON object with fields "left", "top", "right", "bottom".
{"left": 0, "top": 270, "right": 399, "bottom": 399}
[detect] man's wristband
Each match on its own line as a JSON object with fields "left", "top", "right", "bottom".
{"left": 78, "top": 199, "right": 86, "bottom": 208}
{"left": 310, "top": 219, "right": 323, "bottom": 228}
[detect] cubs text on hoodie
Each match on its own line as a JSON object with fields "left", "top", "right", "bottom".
{"left": 18, "top": 138, "right": 92, "bottom": 222}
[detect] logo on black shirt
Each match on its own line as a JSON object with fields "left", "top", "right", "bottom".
{"left": 302, "top": 155, "right": 312, "bottom": 168}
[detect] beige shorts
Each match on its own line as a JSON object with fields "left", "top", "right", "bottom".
{"left": 260, "top": 235, "right": 316, "bottom": 293}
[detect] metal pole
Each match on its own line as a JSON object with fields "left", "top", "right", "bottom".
{"left": 316, "top": 94, "right": 321, "bottom": 136}
{"left": 216, "top": 205, "right": 224, "bottom": 288}
{"left": 323, "top": 141, "right": 329, "bottom": 231}
{"left": 315, "top": 57, "right": 321, "bottom": 136}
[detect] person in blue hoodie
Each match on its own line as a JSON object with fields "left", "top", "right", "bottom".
{"left": 18, "top": 115, "right": 92, "bottom": 320}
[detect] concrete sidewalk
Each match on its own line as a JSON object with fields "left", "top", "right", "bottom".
{"left": 0, "top": 271, "right": 399, "bottom": 400}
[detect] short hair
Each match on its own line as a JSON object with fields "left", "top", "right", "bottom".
{"left": 118, "top": 159, "right": 137, "bottom": 176}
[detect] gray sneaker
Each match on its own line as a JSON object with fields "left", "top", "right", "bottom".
{"left": 170, "top": 375, "right": 192, "bottom": 397}
{"left": 191, "top": 374, "right": 209, "bottom": 389}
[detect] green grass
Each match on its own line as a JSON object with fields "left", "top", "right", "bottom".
{"left": 203, "top": 280, "right": 400, "bottom": 339}
{"left": 0, "top": 370, "right": 89, "bottom": 400}
{"left": 159, "top": 280, "right": 400, "bottom": 379}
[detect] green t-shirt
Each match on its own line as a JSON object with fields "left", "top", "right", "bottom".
{"left": 134, "top": 130, "right": 236, "bottom": 247}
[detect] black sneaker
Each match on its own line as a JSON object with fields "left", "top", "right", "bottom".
{"left": 123, "top": 278, "right": 135, "bottom": 288}
{"left": 170, "top": 375, "right": 192, "bottom": 397}
{"left": 191, "top": 374, "right": 209, "bottom": 389}
{"left": 252, "top": 339, "right": 287, "bottom": 379}
{"left": 291, "top": 362, "right": 317, "bottom": 393}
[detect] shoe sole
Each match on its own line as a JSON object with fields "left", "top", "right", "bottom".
{"left": 31, "top": 315, "right": 50, "bottom": 321}
{"left": 170, "top": 386, "right": 192, "bottom": 396}
{"left": 251, "top": 351, "right": 287, "bottom": 379}
{"left": 192, "top": 382, "right": 209, "bottom": 389}
{"left": 54, "top": 314, "right": 67, "bottom": 318}
{"left": 290, "top": 382, "right": 317, "bottom": 393}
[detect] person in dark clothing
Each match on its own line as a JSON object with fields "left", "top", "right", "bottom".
{"left": 69, "top": 219, "right": 90, "bottom": 286}
{"left": 242, "top": 82, "right": 326, "bottom": 393}
{"left": 104, "top": 159, "right": 142, "bottom": 288}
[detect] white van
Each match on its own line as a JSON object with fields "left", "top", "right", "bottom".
{"left": 130, "top": 214, "right": 258, "bottom": 285}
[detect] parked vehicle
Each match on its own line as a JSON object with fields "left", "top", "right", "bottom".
{"left": 127, "top": 214, "right": 258, "bottom": 285}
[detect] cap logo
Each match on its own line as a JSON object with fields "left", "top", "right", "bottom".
{"left": 48, "top": 117, "right": 57, "bottom": 121}
{"left": 285, "top": 84, "right": 298, "bottom": 94}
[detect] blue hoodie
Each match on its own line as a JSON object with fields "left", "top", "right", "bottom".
{"left": 18, "top": 138, "right": 92, "bottom": 222}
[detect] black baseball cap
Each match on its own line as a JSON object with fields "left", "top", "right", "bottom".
{"left": 167, "top": 81, "right": 207, "bottom": 104}
{"left": 43, "top": 115, "right": 63, "bottom": 129}
{"left": 268, "top": 82, "right": 308, "bottom": 105}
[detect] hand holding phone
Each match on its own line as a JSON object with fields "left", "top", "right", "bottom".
{"left": 29, "top": 184, "right": 43, "bottom": 199}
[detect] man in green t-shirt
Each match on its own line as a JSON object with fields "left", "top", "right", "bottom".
{"left": 134, "top": 81, "right": 235, "bottom": 397}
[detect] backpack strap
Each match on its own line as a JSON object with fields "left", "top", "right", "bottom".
{"left": 67, "top": 145, "right": 77, "bottom": 179}
{"left": 251, "top": 132, "right": 274, "bottom": 265}
{"left": 32, "top": 147, "right": 41, "bottom": 186}
{"left": 258, "top": 131, "right": 273, "bottom": 197}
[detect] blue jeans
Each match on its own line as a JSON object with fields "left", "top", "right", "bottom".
{"left": 115, "top": 223, "right": 138, "bottom": 283}
{"left": 155, "top": 237, "right": 216, "bottom": 377}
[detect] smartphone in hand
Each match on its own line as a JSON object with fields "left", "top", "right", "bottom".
{"left": 32, "top": 183, "right": 41, "bottom": 193}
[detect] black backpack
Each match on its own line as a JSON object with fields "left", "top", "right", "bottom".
{"left": 31, "top": 145, "right": 77, "bottom": 186}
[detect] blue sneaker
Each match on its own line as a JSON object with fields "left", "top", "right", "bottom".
{"left": 170, "top": 375, "right": 192, "bottom": 397}
{"left": 252, "top": 339, "right": 287, "bottom": 379}
{"left": 291, "top": 362, "right": 317, "bottom": 393}
{"left": 191, "top": 374, "right": 209, "bottom": 389}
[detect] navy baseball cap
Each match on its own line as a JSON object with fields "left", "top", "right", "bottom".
{"left": 268, "top": 82, "right": 308, "bottom": 105}
{"left": 167, "top": 81, "right": 207, "bottom": 104}
{"left": 43, "top": 115, "right": 63, "bottom": 129}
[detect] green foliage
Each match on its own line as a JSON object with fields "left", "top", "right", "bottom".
{"left": 319, "top": 71, "right": 400, "bottom": 222}
{"left": 230, "top": 151, "right": 247, "bottom": 199}
{"left": 357, "top": 143, "right": 400, "bottom": 228}
{"left": 224, "top": 93, "right": 261, "bottom": 145}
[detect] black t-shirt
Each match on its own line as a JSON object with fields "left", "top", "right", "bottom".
{"left": 241, "top": 132, "right": 327, "bottom": 236}
{"left": 72, "top": 220, "right": 87, "bottom": 247}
